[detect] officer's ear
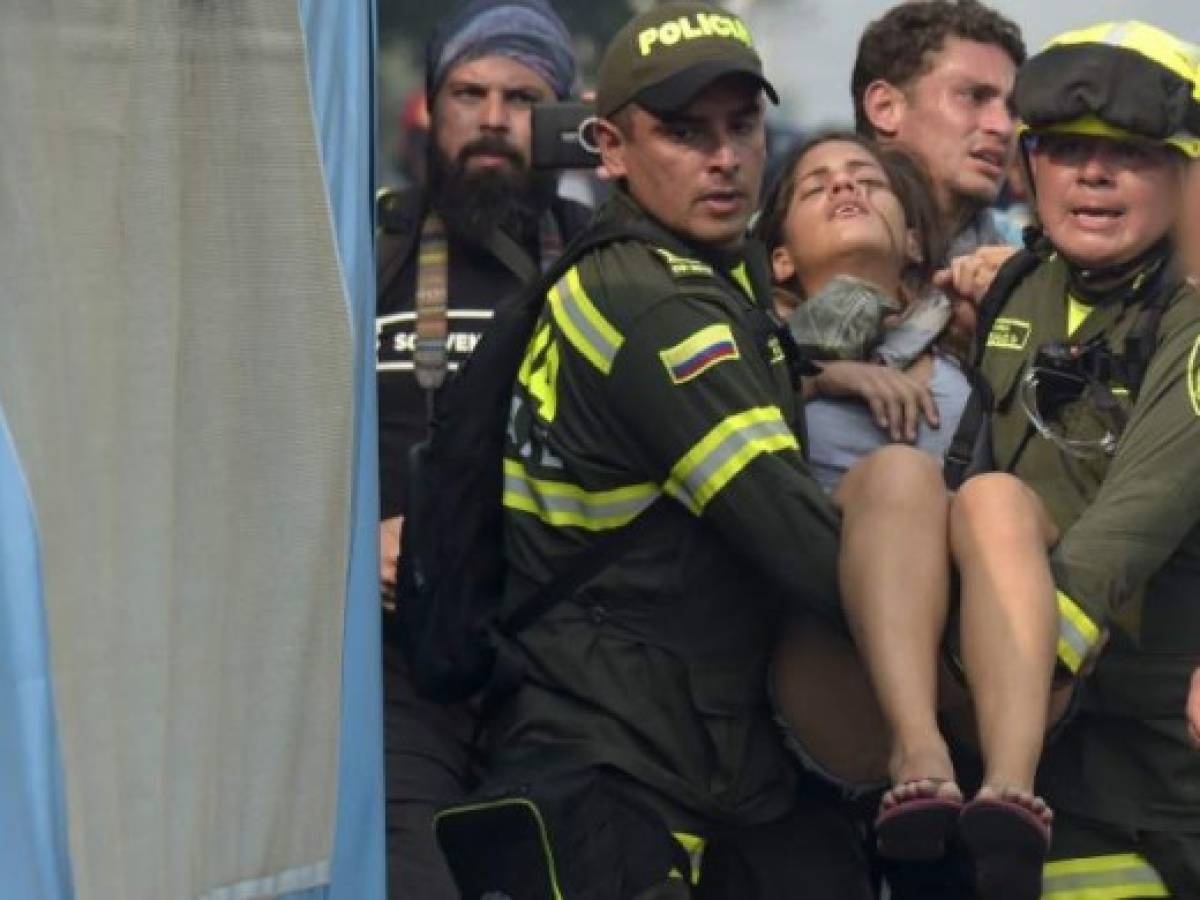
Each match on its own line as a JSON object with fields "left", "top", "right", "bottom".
{"left": 770, "top": 244, "right": 796, "bottom": 284}
{"left": 862, "top": 80, "right": 905, "bottom": 139}
{"left": 595, "top": 115, "right": 631, "bottom": 181}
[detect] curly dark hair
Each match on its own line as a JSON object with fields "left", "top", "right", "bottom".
{"left": 851, "top": 0, "right": 1026, "bottom": 137}
{"left": 754, "top": 132, "right": 946, "bottom": 304}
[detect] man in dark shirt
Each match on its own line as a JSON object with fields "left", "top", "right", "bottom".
{"left": 374, "top": 1, "right": 589, "bottom": 896}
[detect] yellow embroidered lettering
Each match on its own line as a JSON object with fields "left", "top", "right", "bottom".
{"left": 697, "top": 13, "right": 717, "bottom": 36}
{"left": 711, "top": 16, "right": 731, "bottom": 37}
{"left": 638, "top": 27, "right": 658, "bottom": 56}
{"left": 659, "top": 21, "right": 682, "bottom": 46}
{"left": 680, "top": 15, "right": 704, "bottom": 40}
{"left": 731, "top": 19, "right": 752, "bottom": 46}
{"left": 987, "top": 317, "right": 1032, "bottom": 351}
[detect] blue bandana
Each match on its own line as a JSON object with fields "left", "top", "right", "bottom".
{"left": 427, "top": 0, "right": 575, "bottom": 101}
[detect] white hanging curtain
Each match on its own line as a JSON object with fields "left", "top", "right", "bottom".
{"left": 0, "top": 3, "right": 357, "bottom": 897}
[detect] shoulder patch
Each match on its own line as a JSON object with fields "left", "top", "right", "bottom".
{"left": 652, "top": 247, "right": 714, "bottom": 280}
{"left": 765, "top": 335, "right": 786, "bottom": 365}
{"left": 987, "top": 317, "right": 1032, "bottom": 351}
{"left": 1189, "top": 333, "right": 1200, "bottom": 417}
{"left": 660, "top": 323, "right": 740, "bottom": 384}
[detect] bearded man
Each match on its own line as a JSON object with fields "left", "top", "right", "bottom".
{"left": 373, "top": 2, "right": 590, "bottom": 896}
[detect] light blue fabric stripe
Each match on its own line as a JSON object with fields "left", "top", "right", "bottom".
{"left": 290, "top": 2, "right": 384, "bottom": 900}
{"left": 0, "top": 405, "right": 74, "bottom": 899}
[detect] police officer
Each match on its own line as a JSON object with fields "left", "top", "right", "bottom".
{"left": 374, "top": 1, "right": 590, "bottom": 896}
{"left": 975, "top": 22, "right": 1200, "bottom": 898}
{"left": 454, "top": 3, "right": 873, "bottom": 898}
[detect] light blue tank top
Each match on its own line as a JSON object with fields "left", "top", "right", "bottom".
{"left": 804, "top": 353, "right": 972, "bottom": 493}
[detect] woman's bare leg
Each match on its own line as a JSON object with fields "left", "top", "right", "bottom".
{"left": 834, "top": 446, "right": 958, "bottom": 800}
{"left": 949, "top": 473, "right": 1058, "bottom": 819}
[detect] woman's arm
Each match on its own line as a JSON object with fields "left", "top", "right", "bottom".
{"left": 804, "top": 357, "right": 940, "bottom": 443}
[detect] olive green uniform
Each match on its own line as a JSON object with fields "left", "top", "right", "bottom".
{"left": 979, "top": 253, "right": 1200, "bottom": 898}
{"left": 487, "top": 190, "right": 845, "bottom": 832}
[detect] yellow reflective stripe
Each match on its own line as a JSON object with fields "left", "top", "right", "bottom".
{"left": 547, "top": 267, "right": 623, "bottom": 374}
{"left": 1056, "top": 589, "right": 1103, "bottom": 674}
{"left": 528, "top": 341, "right": 560, "bottom": 421}
{"left": 519, "top": 321, "right": 560, "bottom": 422}
{"left": 518, "top": 319, "right": 553, "bottom": 385}
{"left": 502, "top": 458, "right": 660, "bottom": 530}
{"left": 1049, "top": 21, "right": 1197, "bottom": 84}
{"left": 1043, "top": 852, "right": 1168, "bottom": 899}
{"left": 669, "top": 832, "right": 706, "bottom": 885}
{"left": 666, "top": 407, "right": 798, "bottom": 514}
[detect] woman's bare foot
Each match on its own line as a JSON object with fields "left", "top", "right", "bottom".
{"left": 882, "top": 743, "right": 961, "bottom": 810}
{"left": 974, "top": 783, "right": 1053, "bottom": 832}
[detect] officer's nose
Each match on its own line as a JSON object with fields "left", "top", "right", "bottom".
{"left": 1077, "top": 145, "right": 1116, "bottom": 187}
{"left": 710, "top": 137, "right": 739, "bottom": 174}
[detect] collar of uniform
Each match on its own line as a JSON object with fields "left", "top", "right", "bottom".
{"left": 601, "top": 188, "right": 759, "bottom": 284}
{"left": 1063, "top": 237, "right": 1173, "bottom": 306}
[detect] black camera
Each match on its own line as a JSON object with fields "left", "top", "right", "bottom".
{"left": 1029, "top": 337, "right": 1115, "bottom": 418}
{"left": 531, "top": 101, "right": 600, "bottom": 170}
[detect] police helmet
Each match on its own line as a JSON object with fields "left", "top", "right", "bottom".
{"left": 1015, "top": 21, "right": 1200, "bottom": 159}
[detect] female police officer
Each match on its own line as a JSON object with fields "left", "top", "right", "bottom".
{"left": 976, "top": 21, "right": 1200, "bottom": 899}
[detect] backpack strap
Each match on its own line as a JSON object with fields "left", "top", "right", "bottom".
{"left": 376, "top": 188, "right": 426, "bottom": 300}
{"left": 487, "top": 490, "right": 669, "bottom": 709}
{"left": 503, "top": 498, "right": 670, "bottom": 636}
{"left": 945, "top": 242, "right": 1043, "bottom": 487}
{"left": 1120, "top": 263, "right": 1180, "bottom": 400}
{"left": 942, "top": 365, "right": 995, "bottom": 490}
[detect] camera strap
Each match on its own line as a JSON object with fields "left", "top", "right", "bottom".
{"left": 1003, "top": 259, "right": 1181, "bottom": 471}
{"left": 413, "top": 207, "right": 565, "bottom": 413}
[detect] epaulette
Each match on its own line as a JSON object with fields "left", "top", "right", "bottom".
{"left": 651, "top": 246, "right": 715, "bottom": 280}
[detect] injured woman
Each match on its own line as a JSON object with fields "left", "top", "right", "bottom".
{"left": 754, "top": 133, "right": 1076, "bottom": 900}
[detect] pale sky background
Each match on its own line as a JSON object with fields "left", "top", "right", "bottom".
{"left": 746, "top": 0, "right": 1200, "bottom": 129}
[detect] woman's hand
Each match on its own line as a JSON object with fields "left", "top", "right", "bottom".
{"left": 809, "top": 360, "right": 939, "bottom": 443}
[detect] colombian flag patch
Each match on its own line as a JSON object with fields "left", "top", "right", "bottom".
{"left": 660, "top": 324, "right": 740, "bottom": 384}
